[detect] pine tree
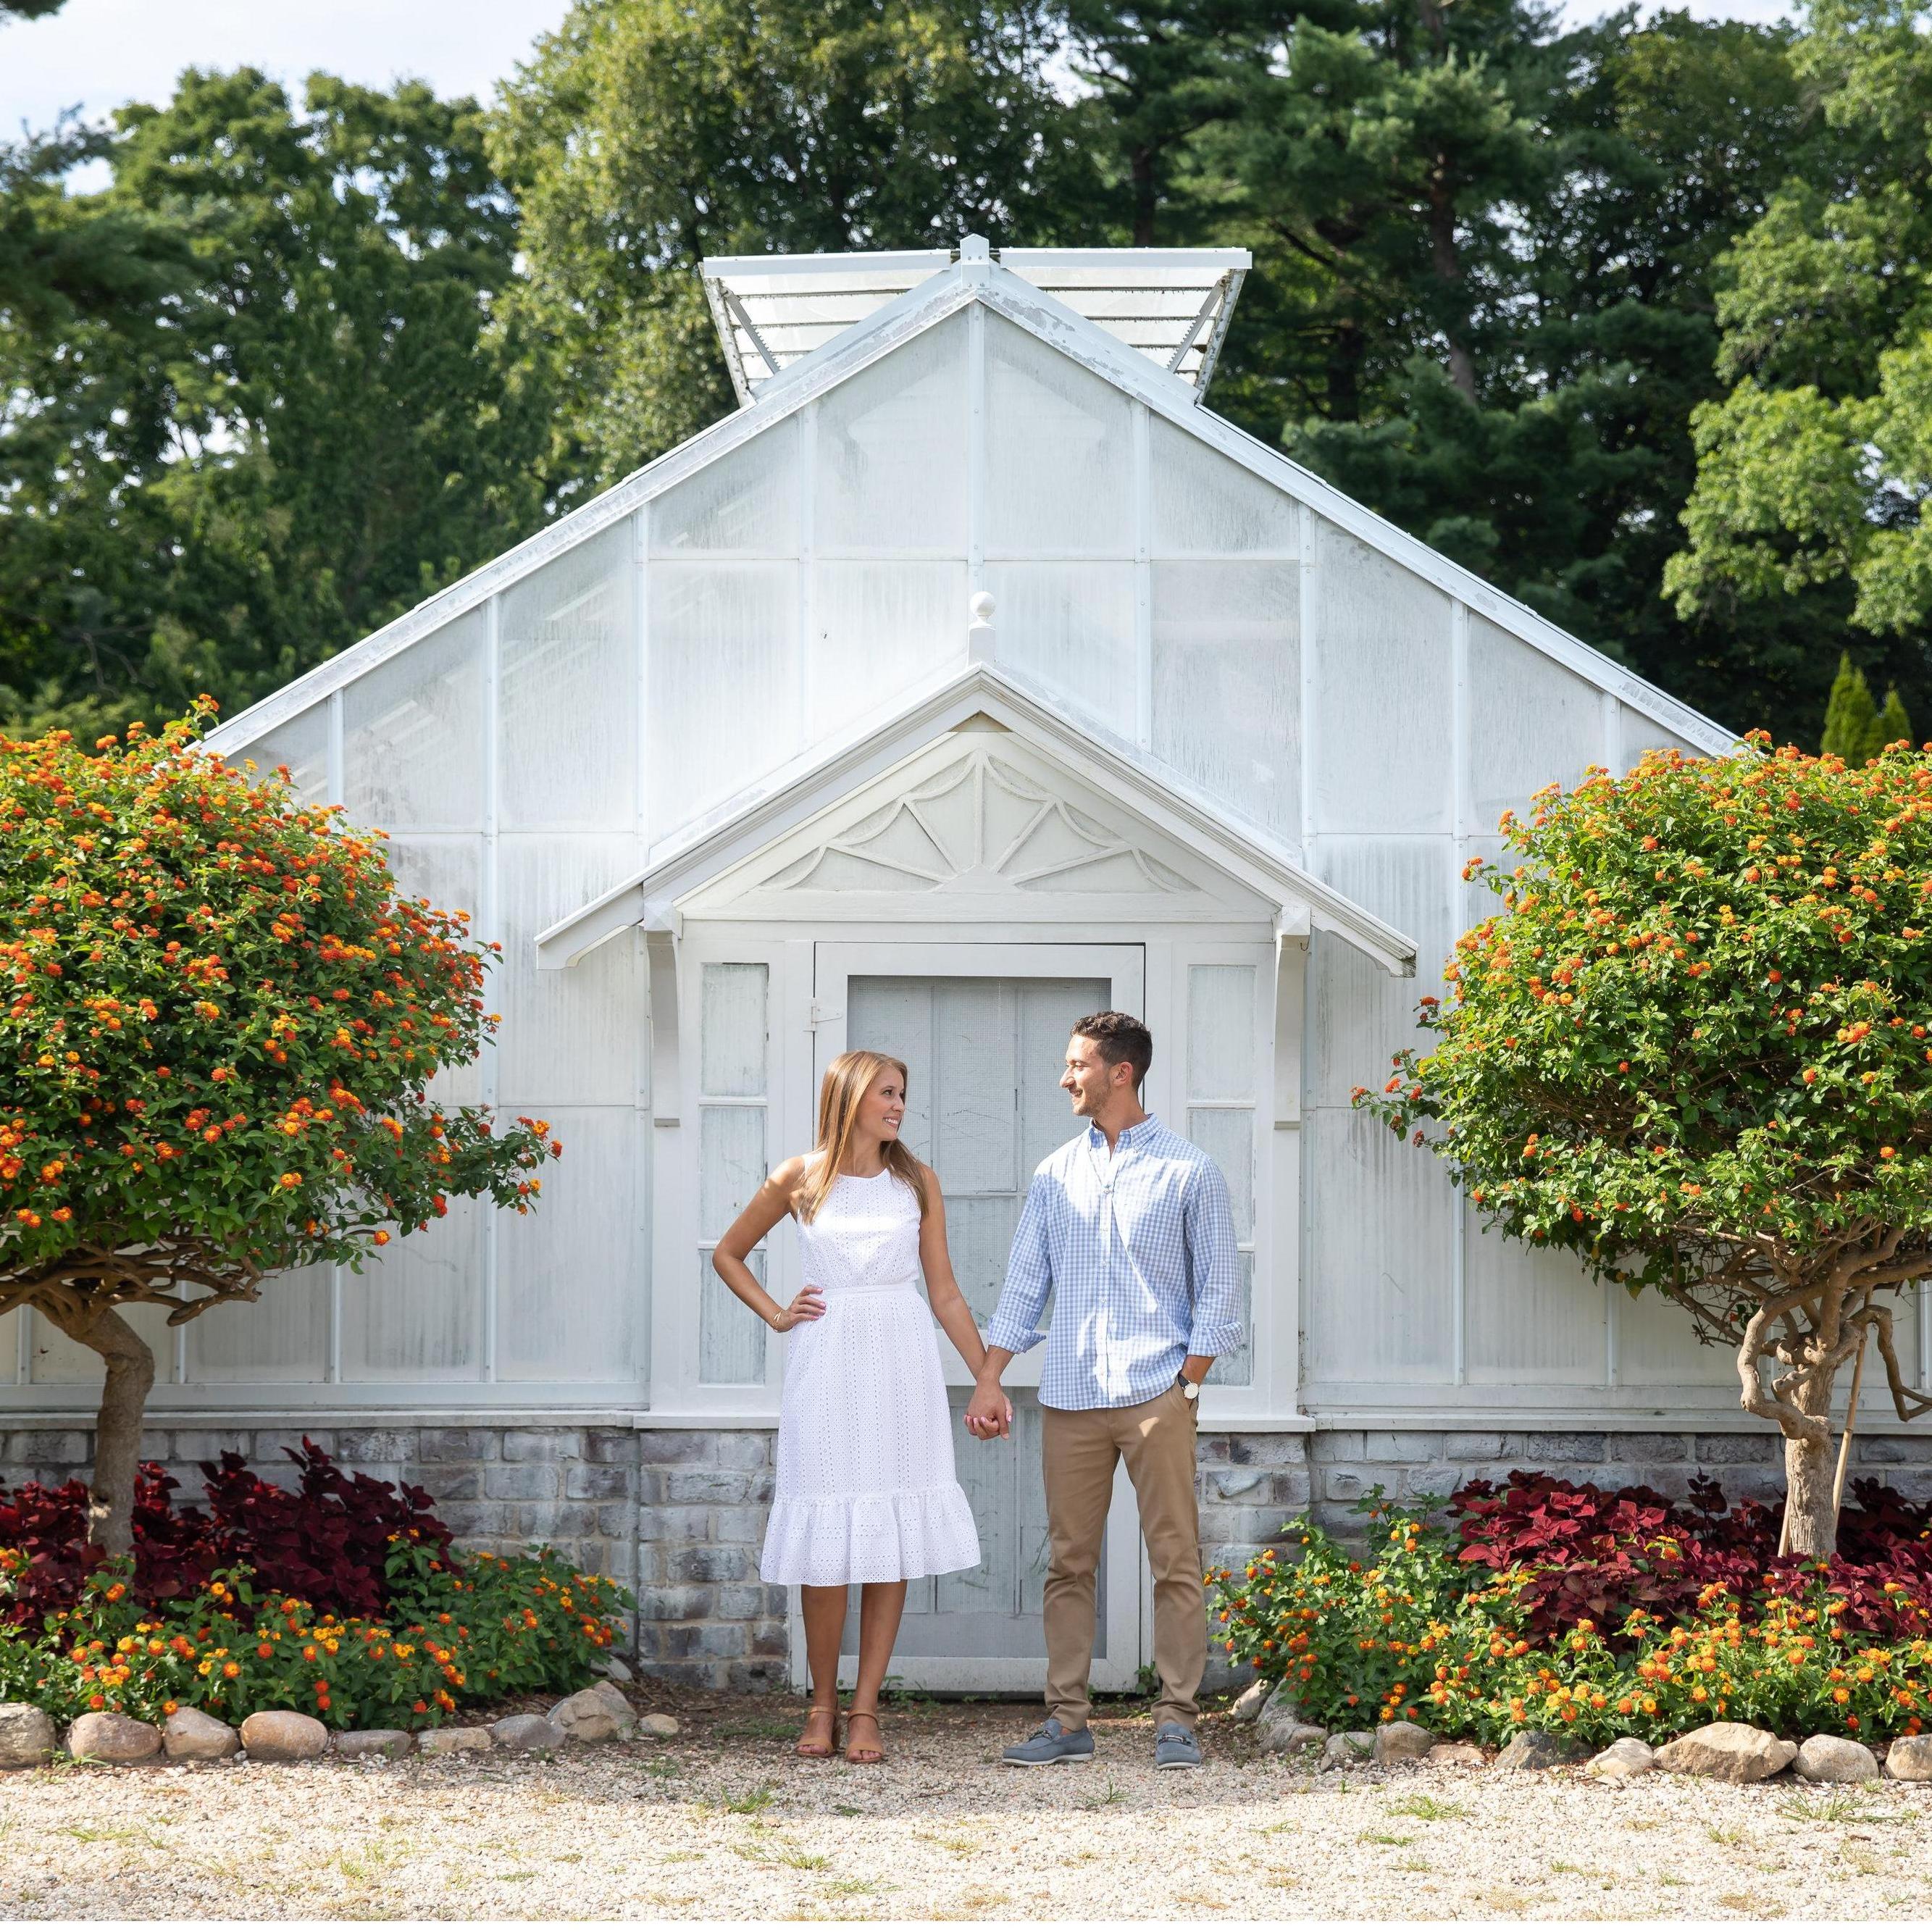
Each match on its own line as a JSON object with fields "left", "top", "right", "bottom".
{"left": 1878, "top": 687, "right": 1914, "bottom": 757}
{"left": 1822, "top": 653, "right": 1880, "bottom": 763}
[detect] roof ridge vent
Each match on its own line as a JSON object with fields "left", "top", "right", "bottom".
{"left": 699, "top": 236, "right": 1249, "bottom": 407}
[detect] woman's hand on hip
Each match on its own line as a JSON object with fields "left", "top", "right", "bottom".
{"left": 769, "top": 1287, "right": 826, "bottom": 1332}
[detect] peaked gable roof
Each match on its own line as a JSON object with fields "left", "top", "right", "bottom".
{"left": 204, "top": 246, "right": 1736, "bottom": 779}
{"left": 534, "top": 661, "right": 1419, "bottom": 976}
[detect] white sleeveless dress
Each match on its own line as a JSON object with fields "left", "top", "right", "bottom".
{"left": 759, "top": 1169, "right": 982, "bottom": 1586}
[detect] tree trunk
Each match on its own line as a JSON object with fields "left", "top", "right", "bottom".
{"left": 1783, "top": 1426, "right": 1838, "bottom": 1557}
{"left": 38, "top": 1301, "right": 156, "bottom": 1559}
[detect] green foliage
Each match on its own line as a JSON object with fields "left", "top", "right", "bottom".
{"left": 1209, "top": 1501, "right": 1932, "bottom": 1747}
{"left": 0, "top": 707, "right": 558, "bottom": 1312}
{"left": 1824, "top": 653, "right": 1883, "bottom": 763}
{"left": 0, "top": 1542, "right": 630, "bottom": 1731}
{"left": 1668, "top": 0, "right": 1932, "bottom": 669}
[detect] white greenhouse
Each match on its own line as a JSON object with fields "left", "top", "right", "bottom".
{"left": 16, "top": 235, "right": 1889, "bottom": 1696}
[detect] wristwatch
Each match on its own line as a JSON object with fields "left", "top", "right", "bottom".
{"left": 1178, "top": 1373, "right": 1202, "bottom": 1402}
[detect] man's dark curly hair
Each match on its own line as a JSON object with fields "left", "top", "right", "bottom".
{"left": 1070, "top": 1010, "right": 1153, "bottom": 1089}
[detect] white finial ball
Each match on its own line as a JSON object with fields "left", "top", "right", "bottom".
{"left": 969, "top": 590, "right": 995, "bottom": 623}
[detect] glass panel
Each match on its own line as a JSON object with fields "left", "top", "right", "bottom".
{"left": 186, "top": 1265, "right": 330, "bottom": 1384}
{"left": 234, "top": 706, "right": 330, "bottom": 808}
{"left": 28, "top": 1302, "right": 174, "bottom": 1384}
{"left": 1153, "top": 561, "right": 1299, "bottom": 841}
{"left": 1150, "top": 416, "right": 1300, "bottom": 556}
{"left": 1205, "top": 1253, "right": 1254, "bottom": 1388}
{"left": 1308, "top": 517, "right": 1452, "bottom": 835}
{"left": 495, "top": 1106, "right": 641, "bottom": 1381}
{"left": 983, "top": 317, "right": 1133, "bottom": 556}
{"left": 494, "top": 835, "right": 643, "bottom": 1109}
{"left": 701, "top": 1248, "right": 767, "bottom": 1385}
{"left": 499, "top": 523, "right": 636, "bottom": 830}
{"left": 808, "top": 560, "right": 965, "bottom": 740}
{"left": 1187, "top": 963, "right": 1257, "bottom": 1101}
{"left": 701, "top": 963, "right": 768, "bottom": 1097}
{"left": 647, "top": 561, "right": 797, "bottom": 839}
{"left": 1467, "top": 614, "right": 1605, "bottom": 831}
{"left": 984, "top": 561, "right": 1136, "bottom": 739}
{"left": 340, "top": 1193, "right": 485, "bottom": 1380}
{"left": 1187, "top": 1108, "right": 1254, "bottom": 1239}
{"left": 814, "top": 313, "right": 968, "bottom": 554}
{"left": 341, "top": 612, "right": 485, "bottom": 831}
{"left": 701, "top": 1104, "right": 766, "bottom": 1242}
{"left": 651, "top": 416, "right": 798, "bottom": 555}
{"left": 382, "top": 837, "right": 484, "bottom": 1108}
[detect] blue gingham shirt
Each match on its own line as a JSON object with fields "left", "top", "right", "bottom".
{"left": 985, "top": 1115, "right": 1244, "bottom": 1410}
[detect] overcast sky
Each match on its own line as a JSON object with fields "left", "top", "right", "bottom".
{"left": 4, "top": 0, "right": 1795, "bottom": 142}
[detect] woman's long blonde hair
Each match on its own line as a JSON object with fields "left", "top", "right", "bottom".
{"left": 796, "top": 1049, "right": 930, "bottom": 1224}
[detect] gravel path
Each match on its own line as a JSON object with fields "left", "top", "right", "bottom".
{"left": 4, "top": 1689, "right": 1930, "bottom": 1920}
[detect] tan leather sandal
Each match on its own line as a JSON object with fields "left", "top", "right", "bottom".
{"left": 843, "top": 1707, "right": 884, "bottom": 1765}
{"left": 795, "top": 1704, "right": 841, "bottom": 1759}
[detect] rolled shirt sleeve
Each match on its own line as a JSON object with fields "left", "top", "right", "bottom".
{"left": 984, "top": 1170, "right": 1053, "bottom": 1356}
{"left": 1183, "top": 1158, "right": 1245, "bottom": 1360}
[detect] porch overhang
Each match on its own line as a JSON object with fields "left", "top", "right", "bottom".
{"left": 534, "top": 664, "right": 1418, "bottom": 977}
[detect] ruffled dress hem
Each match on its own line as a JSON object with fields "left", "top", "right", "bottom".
{"left": 759, "top": 1480, "right": 982, "bottom": 1586}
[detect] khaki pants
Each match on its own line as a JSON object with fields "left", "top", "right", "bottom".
{"left": 1040, "top": 1379, "right": 1204, "bottom": 1732}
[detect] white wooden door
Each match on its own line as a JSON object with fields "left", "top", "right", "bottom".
{"left": 796, "top": 942, "right": 1147, "bottom": 1694}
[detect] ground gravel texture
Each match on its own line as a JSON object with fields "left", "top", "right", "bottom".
{"left": 5, "top": 1686, "right": 1932, "bottom": 1920}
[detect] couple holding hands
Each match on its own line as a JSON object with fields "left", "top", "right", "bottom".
{"left": 712, "top": 1010, "right": 1244, "bottom": 1770}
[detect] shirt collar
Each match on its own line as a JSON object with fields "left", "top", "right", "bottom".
{"left": 1087, "top": 1114, "right": 1160, "bottom": 1153}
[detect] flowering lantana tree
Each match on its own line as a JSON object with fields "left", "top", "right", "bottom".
{"left": 1355, "top": 736, "right": 1932, "bottom": 1556}
{"left": 1, "top": 708, "right": 559, "bottom": 1555}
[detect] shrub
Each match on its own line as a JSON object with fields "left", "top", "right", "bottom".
{"left": 0, "top": 1439, "right": 450, "bottom": 1626}
{"left": 0, "top": 1541, "right": 628, "bottom": 1731}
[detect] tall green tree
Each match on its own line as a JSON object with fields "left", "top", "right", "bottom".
{"left": 1666, "top": 0, "right": 1932, "bottom": 727}
{"left": 491, "top": 0, "right": 1097, "bottom": 490}
{"left": 0, "top": 70, "right": 551, "bottom": 736}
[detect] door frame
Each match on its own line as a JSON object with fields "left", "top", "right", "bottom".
{"left": 789, "top": 938, "right": 1149, "bottom": 1696}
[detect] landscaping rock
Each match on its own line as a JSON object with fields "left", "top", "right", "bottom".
{"left": 334, "top": 1730, "right": 412, "bottom": 1760}
{"left": 65, "top": 1713, "right": 162, "bottom": 1765}
{"left": 1321, "top": 1729, "right": 1376, "bottom": 1768}
{"left": 638, "top": 1713, "right": 680, "bottom": 1739}
{"left": 1427, "top": 1742, "right": 1485, "bottom": 1768}
{"left": 0, "top": 1704, "right": 56, "bottom": 1769}
{"left": 548, "top": 1680, "right": 637, "bottom": 1744}
{"left": 1228, "top": 1679, "right": 1269, "bottom": 1723}
{"left": 1255, "top": 1686, "right": 1317, "bottom": 1752}
{"left": 1885, "top": 1735, "right": 1932, "bottom": 1781}
{"left": 419, "top": 1726, "right": 494, "bottom": 1757}
{"left": 1587, "top": 1737, "right": 1657, "bottom": 1782}
{"left": 238, "top": 1710, "right": 328, "bottom": 1763}
{"left": 1492, "top": 1730, "right": 1587, "bottom": 1773}
{"left": 1795, "top": 1734, "right": 1879, "bottom": 1783}
{"left": 598, "top": 1657, "right": 635, "bottom": 1684}
{"left": 164, "top": 1710, "right": 238, "bottom": 1760}
{"left": 491, "top": 1713, "right": 566, "bottom": 1752}
{"left": 1374, "top": 1721, "right": 1436, "bottom": 1763}
{"left": 1655, "top": 1722, "right": 1797, "bottom": 1783}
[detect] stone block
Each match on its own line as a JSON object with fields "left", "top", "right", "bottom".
{"left": 638, "top": 1505, "right": 711, "bottom": 1544}
{"left": 656, "top": 1621, "right": 747, "bottom": 1660}
{"left": 417, "top": 1465, "right": 481, "bottom": 1502}
{"left": 727, "top": 1660, "right": 788, "bottom": 1693}
{"left": 668, "top": 1544, "right": 750, "bottom": 1585}
{"left": 335, "top": 1429, "right": 417, "bottom": 1465}
{"left": 1310, "top": 1431, "right": 1365, "bottom": 1463}
{"left": 1402, "top": 1465, "right": 1463, "bottom": 1500}
{"left": 597, "top": 1503, "right": 637, "bottom": 1540}
{"left": 748, "top": 1618, "right": 789, "bottom": 1658}
{"left": 1692, "top": 1434, "right": 1778, "bottom": 1465}
{"left": 634, "top": 1431, "right": 717, "bottom": 1465}
{"left": 1523, "top": 1432, "right": 1607, "bottom": 1463}
{"left": 1364, "top": 1431, "right": 1444, "bottom": 1462}
{"left": 485, "top": 1463, "right": 561, "bottom": 1502}
{"left": 712, "top": 1433, "right": 776, "bottom": 1469}
{"left": 1266, "top": 1471, "right": 1313, "bottom": 1508}
{"left": 638, "top": 1585, "right": 717, "bottom": 1621}
{"left": 434, "top": 1500, "right": 519, "bottom": 1538}
{"left": 1324, "top": 1466, "right": 1369, "bottom": 1502}
{"left": 665, "top": 1469, "right": 753, "bottom": 1506}
{"left": 1442, "top": 1433, "right": 1505, "bottom": 1458}
{"left": 714, "top": 1583, "right": 787, "bottom": 1621}
{"left": 1213, "top": 1468, "right": 1266, "bottom": 1500}
{"left": 505, "top": 1429, "right": 583, "bottom": 1463}
{"left": 585, "top": 1429, "right": 640, "bottom": 1465}
{"left": 168, "top": 1430, "right": 251, "bottom": 1464}
{"left": 711, "top": 1505, "right": 771, "bottom": 1544}
{"left": 566, "top": 1464, "right": 633, "bottom": 1501}
{"left": 419, "top": 1428, "right": 495, "bottom": 1463}
{"left": 9, "top": 1430, "right": 88, "bottom": 1465}
{"left": 1224, "top": 1435, "right": 1309, "bottom": 1468}
{"left": 524, "top": 1501, "right": 599, "bottom": 1540}
{"left": 1608, "top": 1434, "right": 1688, "bottom": 1463}
{"left": 1854, "top": 1437, "right": 1928, "bottom": 1466}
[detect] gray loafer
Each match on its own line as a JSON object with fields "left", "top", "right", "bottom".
{"left": 1003, "top": 1718, "right": 1095, "bottom": 1765}
{"left": 1154, "top": 1723, "right": 1203, "bottom": 1769}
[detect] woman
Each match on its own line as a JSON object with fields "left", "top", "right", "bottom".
{"left": 712, "top": 1049, "right": 1000, "bottom": 1765}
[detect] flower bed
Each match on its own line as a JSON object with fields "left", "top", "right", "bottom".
{"left": 0, "top": 1447, "right": 632, "bottom": 1733}
{"left": 1210, "top": 1475, "right": 1932, "bottom": 1749}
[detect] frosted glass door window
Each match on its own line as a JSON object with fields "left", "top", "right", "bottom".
{"left": 499, "top": 523, "right": 637, "bottom": 830}
{"left": 341, "top": 611, "right": 486, "bottom": 830}
{"left": 983, "top": 317, "right": 1133, "bottom": 556}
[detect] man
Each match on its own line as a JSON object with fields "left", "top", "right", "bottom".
{"left": 964, "top": 1011, "right": 1243, "bottom": 1771}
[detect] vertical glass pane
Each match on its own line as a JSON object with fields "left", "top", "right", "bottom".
{"left": 29, "top": 1303, "right": 174, "bottom": 1384}
{"left": 342, "top": 612, "right": 486, "bottom": 830}
{"left": 186, "top": 1265, "right": 331, "bottom": 1384}
{"left": 1187, "top": 1108, "right": 1254, "bottom": 1239}
{"left": 814, "top": 314, "right": 967, "bottom": 554}
{"left": 1468, "top": 614, "right": 1605, "bottom": 830}
{"left": 701, "top": 963, "right": 769, "bottom": 1097}
{"left": 340, "top": 1195, "right": 485, "bottom": 1381}
{"left": 1150, "top": 417, "right": 1300, "bottom": 556}
{"left": 1205, "top": 1253, "right": 1254, "bottom": 1388}
{"left": 651, "top": 417, "right": 799, "bottom": 555}
{"left": 647, "top": 561, "right": 798, "bottom": 839}
{"left": 984, "top": 561, "right": 1136, "bottom": 738}
{"left": 808, "top": 560, "right": 965, "bottom": 740}
{"left": 495, "top": 1107, "right": 641, "bottom": 1381}
{"left": 983, "top": 317, "right": 1133, "bottom": 556}
{"left": 382, "top": 837, "right": 484, "bottom": 1107}
{"left": 701, "top": 1249, "right": 767, "bottom": 1385}
{"left": 500, "top": 522, "right": 637, "bottom": 830}
{"left": 234, "top": 706, "right": 330, "bottom": 807}
{"left": 701, "top": 1104, "right": 767, "bottom": 1242}
{"left": 1153, "top": 562, "right": 1299, "bottom": 841}
{"left": 1187, "top": 964, "right": 1257, "bottom": 1101}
